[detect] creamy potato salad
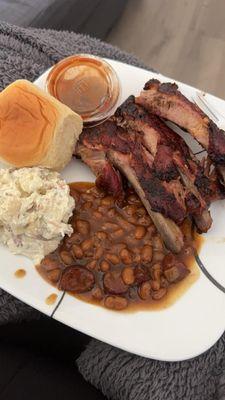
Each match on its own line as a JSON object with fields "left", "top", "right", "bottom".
{"left": 0, "top": 167, "right": 75, "bottom": 263}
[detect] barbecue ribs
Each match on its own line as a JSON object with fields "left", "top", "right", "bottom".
{"left": 76, "top": 120, "right": 185, "bottom": 253}
{"left": 76, "top": 104, "right": 213, "bottom": 254}
{"left": 77, "top": 145, "right": 123, "bottom": 197}
{"left": 75, "top": 84, "right": 225, "bottom": 253}
{"left": 136, "top": 79, "right": 225, "bottom": 182}
{"left": 115, "top": 96, "right": 212, "bottom": 232}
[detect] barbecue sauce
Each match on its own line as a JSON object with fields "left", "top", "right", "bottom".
{"left": 45, "top": 293, "right": 58, "bottom": 305}
{"left": 46, "top": 54, "right": 120, "bottom": 126}
{"left": 14, "top": 269, "right": 26, "bottom": 278}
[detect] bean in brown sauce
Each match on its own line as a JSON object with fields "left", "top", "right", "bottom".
{"left": 152, "top": 288, "right": 167, "bottom": 300}
{"left": 127, "top": 194, "right": 141, "bottom": 204}
{"left": 38, "top": 183, "right": 202, "bottom": 311}
{"left": 101, "top": 196, "right": 114, "bottom": 206}
{"left": 76, "top": 220, "right": 90, "bottom": 235}
{"left": 102, "top": 222, "right": 118, "bottom": 231}
{"left": 138, "top": 215, "right": 151, "bottom": 226}
{"left": 100, "top": 260, "right": 110, "bottom": 272}
{"left": 66, "top": 232, "right": 81, "bottom": 245}
{"left": 134, "top": 226, "right": 146, "bottom": 240}
{"left": 60, "top": 251, "right": 74, "bottom": 265}
{"left": 122, "top": 267, "right": 135, "bottom": 285}
{"left": 151, "top": 280, "right": 160, "bottom": 291}
{"left": 96, "top": 231, "right": 107, "bottom": 240}
{"left": 104, "top": 296, "right": 128, "bottom": 310}
{"left": 86, "top": 260, "right": 97, "bottom": 270}
{"left": 105, "top": 254, "right": 120, "bottom": 265}
{"left": 136, "top": 207, "right": 147, "bottom": 217}
{"left": 72, "top": 244, "right": 83, "bottom": 259}
{"left": 94, "top": 247, "right": 104, "bottom": 260}
{"left": 152, "top": 251, "right": 164, "bottom": 263}
{"left": 93, "top": 211, "right": 102, "bottom": 219}
{"left": 139, "top": 281, "right": 151, "bottom": 300}
{"left": 107, "top": 208, "right": 117, "bottom": 218}
{"left": 47, "top": 269, "right": 61, "bottom": 282}
{"left": 41, "top": 258, "right": 61, "bottom": 271}
{"left": 119, "top": 248, "right": 132, "bottom": 264}
{"left": 110, "top": 229, "right": 124, "bottom": 240}
{"left": 134, "top": 265, "right": 150, "bottom": 284}
{"left": 151, "top": 263, "right": 162, "bottom": 281}
{"left": 141, "top": 245, "right": 153, "bottom": 263}
{"left": 152, "top": 236, "right": 164, "bottom": 251}
{"left": 92, "top": 287, "right": 103, "bottom": 300}
{"left": 81, "top": 238, "right": 94, "bottom": 252}
{"left": 83, "top": 201, "right": 93, "bottom": 209}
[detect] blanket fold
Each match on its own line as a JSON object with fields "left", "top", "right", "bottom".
{"left": 77, "top": 338, "right": 225, "bottom": 400}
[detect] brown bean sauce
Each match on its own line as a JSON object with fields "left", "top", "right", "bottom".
{"left": 14, "top": 269, "right": 26, "bottom": 278}
{"left": 45, "top": 293, "right": 58, "bottom": 305}
{"left": 37, "top": 183, "right": 202, "bottom": 311}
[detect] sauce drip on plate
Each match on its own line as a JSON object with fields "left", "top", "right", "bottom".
{"left": 14, "top": 269, "right": 26, "bottom": 278}
{"left": 45, "top": 293, "right": 58, "bottom": 305}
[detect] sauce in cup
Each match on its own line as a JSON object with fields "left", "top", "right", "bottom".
{"left": 46, "top": 54, "right": 121, "bottom": 126}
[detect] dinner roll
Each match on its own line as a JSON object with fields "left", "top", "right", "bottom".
{"left": 0, "top": 79, "right": 83, "bottom": 170}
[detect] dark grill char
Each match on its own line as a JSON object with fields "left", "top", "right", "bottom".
{"left": 140, "top": 175, "right": 184, "bottom": 219}
{"left": 76, "top": 144, "right": 123, "bottom": 197}
{"left": 76, "top": 120, "right": 185, "bottom": 253}
{"left": 115, "top": 96, "right": 212, "bottom": 232}
{"left": 208, "top": 121, "right": 225, "bottom": 164}
{"left": 77, "top": 120, "right": 187, "bottom": 224}
{"left": 152, "top": 145, "right": 179, "bottom": 182}
{"left": 136, "top": 79, "right": 225, "bottom": 167}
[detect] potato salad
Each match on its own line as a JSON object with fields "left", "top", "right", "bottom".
{"left": 0, "top": 167, "right": 75, "bottom": 263}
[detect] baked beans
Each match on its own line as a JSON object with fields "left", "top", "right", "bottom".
{"left": 38, "top": 183, "right": 197, "bottom": 311}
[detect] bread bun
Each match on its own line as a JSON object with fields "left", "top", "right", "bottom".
{"left": 0, "top": 79, "right": 83, "bottom": 170}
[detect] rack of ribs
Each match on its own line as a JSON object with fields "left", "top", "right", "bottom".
{"left": 136, "top": 79, "right": 225, "bottom": 184}
{"left": 115, "top": 96, "right": 212, "bottom": 225}
{"left": 76, "top": 92, "right": 216, "bottom": 254}
{"left": 115, "top": 96, "right": 213, "bottom": 233}
{"left": 76, "top": 120, "right": 185, "bottom": 253}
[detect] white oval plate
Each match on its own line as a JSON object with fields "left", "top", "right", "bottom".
{"left": 0, "top": 59, "right": 224, "bottom": 361}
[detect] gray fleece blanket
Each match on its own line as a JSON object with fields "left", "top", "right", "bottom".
{"left": 0, "top": 21, "right": 224, "bottom": 400}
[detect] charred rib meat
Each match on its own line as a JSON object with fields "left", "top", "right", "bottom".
{"left": 76, "top": 120, "right": 184, "bottom": 253}
{"left": 115, "top": 96, "right": 212, "bottom": 232}
{"left": 77, "top": 120, "right": 188, "bottom": 224}
{"left": 77, "top": 144, "right": 123, "bottom": 197}
{"left": 136, "top": 79, "right": 225, "bottom": 167}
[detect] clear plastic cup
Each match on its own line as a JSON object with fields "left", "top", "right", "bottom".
{"left": 46, "top": 54, "right": 121, "bottom": 127}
